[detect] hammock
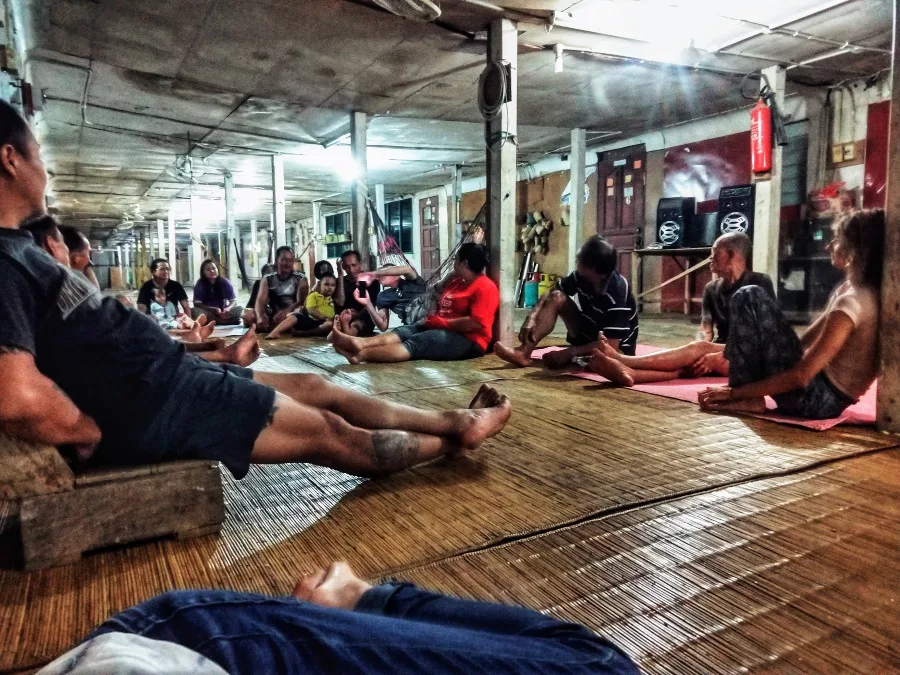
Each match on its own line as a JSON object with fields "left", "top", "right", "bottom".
{"left": 369, "top": 200, "right": 486, "bottom": 325}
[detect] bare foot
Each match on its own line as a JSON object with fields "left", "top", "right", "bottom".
{"left": 333, "top": 343, "right": 360, "bottom": 365}
{"left": 226, "top": 326, "right": 260, "bottom": 367}
{"left": 183, "top": 322, "right": 202, "bottom": 343}
{"left": 459, "top": 384, "right": 512, "bottom": 448}
{"left": 493, "top": 342, "right": 532, "bottom": 367}
{"left": 596, "top": 336, "right": 619, "bottom": 359}
{"left": 330, "top": 326, "right": 363, "bottom": 355}
{"left": 588, "top": 350, "right": 634, "bottom": 387}
{"left": 200, "top": 320, "right": 216, "bottom": 340}
{"left": 702, "top": 397, "right": 767, "bottom": 414}
{"left": 292, "top": 562, "right": 373, "bottom": 609}
{"left": 265, "top": 332, "right": 281, "bottom": 340}
{"left": 542, "top": 348, "right": 574, "bottom": 369}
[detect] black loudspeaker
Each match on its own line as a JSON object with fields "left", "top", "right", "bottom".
{"left": 716, "top": 184, "right": 755, "bottom": 238}
{"left": 684, "top": 212, "right": 718, "bottom": 248}
{"left": 656, "top": 197, "right": 696, "bottom": 248}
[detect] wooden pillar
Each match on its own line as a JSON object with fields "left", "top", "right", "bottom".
{"left": 224, "top": 171, "right": 240, "bottom": 285}
{"left": 752, "top": 65, "right": 785, "bottom": 288}
{"left": 156, "top": 219, "right": 165, "bottom": 268}
{"left": 350, "top": 111, "right": 371, "bottom": 266}
{"left": 250, "top": 219, "right": 259, "bottom": 277}
{"left": 167, "top": 211, "right": 177, "bottom": 281}
{"left": 486, "top": 18, "right": 518, "bottom": 345}
{"left": 877, "top": 31, "right": 900, "bottom": 433}
{"left": 569, "top": 128, "right": 586, "bottom": 273}
{"left": 311, "top": 203, "right": 322, "bottom": 262}
{"left": 451, "top": 164, "right": 462, "bottom": 247}
{"left": 271, "top": 155, "right": 286, "bottom": 249}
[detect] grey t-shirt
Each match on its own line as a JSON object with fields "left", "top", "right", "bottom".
{"left": 0, "top": 228, "right": 186, "bottom": 447}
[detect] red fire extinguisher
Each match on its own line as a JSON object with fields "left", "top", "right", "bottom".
{"left": 751, "top": 98, "right": 772, "bottom": 174}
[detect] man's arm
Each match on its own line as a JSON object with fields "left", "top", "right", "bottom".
{"left": 287, "top": 278, "right": 310, "bottom": 313}
{"left": 370, "top": 265, "right": 419, "bottom": 281}
{"left": 333, "top": 260, "right": 345, "bottom": 307}
{"left": 698, "top": 285, "right": 715, "bottom": 341}
{"left": 254, "top": 281, "right": 270, "bottom": 328}
{"left": 82, "top": 265, "right": 101, "bottom": 290}
{"left": 0, "top": 349, "right": 102, "bottom": 448}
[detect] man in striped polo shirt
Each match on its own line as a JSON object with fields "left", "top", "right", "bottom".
{"left": 494, "top": 235, "right": 638, "bottom": 369}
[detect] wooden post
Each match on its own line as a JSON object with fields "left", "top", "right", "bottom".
{"left": 350, "top": 111, "right": 371, "bottom": 266}
{"left": 168, "top": 211, "right": 177, "bottom": 281}
{"left": 271, "top": 155, "right": 286, "bottom": 249}
{"left": 569, "top": 128, "right": 586, "bottom": 273}
{"left": 877, "top": 25, "right": 900, "bottom": 433}
{"left": 486, "top": 17, "right": 518, "bottom": 345}
{"left": 752, "top": 65, "right": 785, "bottom": 288}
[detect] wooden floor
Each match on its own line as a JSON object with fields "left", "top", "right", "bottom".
{"left": 1, "top": 322, "right": 897, "bottom": 674}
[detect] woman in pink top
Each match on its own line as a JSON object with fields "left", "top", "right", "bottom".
{"left": 697, "top": 209, "right": 883, "bottom": 419}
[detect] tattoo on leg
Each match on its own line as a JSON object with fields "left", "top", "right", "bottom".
{"left": 264, "top": 405, "right": 279, "bottom": 428}
{"left": 369, "top": 431, "right": 420, "bottom": 473}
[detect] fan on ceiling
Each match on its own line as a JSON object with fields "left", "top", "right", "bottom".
{"left": 371, "top": 0, "right": 440, "bottom": 21}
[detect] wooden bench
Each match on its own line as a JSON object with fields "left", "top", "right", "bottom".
{"left": 1, "top": 434, "right": 225, "bottom": 571}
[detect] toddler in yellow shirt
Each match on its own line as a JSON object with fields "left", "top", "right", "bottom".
{"left": 267, "top": 274, "right": 337, "bottom": 339}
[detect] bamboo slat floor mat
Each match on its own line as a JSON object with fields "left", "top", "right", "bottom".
{"left": 2, "top": 373, "right": 894, "bottom": 672}
{"left": 396, "top": 450, "right": 900, "bottom": 674}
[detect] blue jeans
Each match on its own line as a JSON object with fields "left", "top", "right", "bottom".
{"left": 91, "top": 584, "right": 639, "bottom": 675}
{"left": 726, "top": 286, "right": 854, "bottom": 419}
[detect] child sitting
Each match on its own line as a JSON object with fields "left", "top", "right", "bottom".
{"left": 266, "top": 273, "right": 337, "bottom": 339}
{"left": 150, "top": 288, "right": 193, "bottom": 330}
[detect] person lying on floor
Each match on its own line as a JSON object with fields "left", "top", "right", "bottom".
{"left": 494, "top": 235, "right": 638, "bottom": 369}
{"left": 241, "top": 263, "right": 274, "bottom": 327}
{"left": 587, "top": 232, "right": 776, "bottom": 384}
{"left": 253, "top": 246, "right": 309, "bottom": 332}
{"left": 0, "top": 102, "right": 510, "bottom": 478}
{"left": 330, "top": 242, "right": 498, "bottom": 364}
{"left": 354, "top": 263, "right": 426, "bottom": 331}
{"left": 192, "top": 259, "right": 242, "bottom": 325}
{"left": 39, "top": 562, "right": 639, "bottom": 675}
{"left": 266, "top": 271, "right": 338, "bottom": 339}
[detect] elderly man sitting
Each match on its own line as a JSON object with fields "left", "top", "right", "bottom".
{"left": 586, "top": 232, "right": 776, "bottom": 386}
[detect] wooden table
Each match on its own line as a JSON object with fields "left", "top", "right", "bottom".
{"left": 630, "top": 246, "right": 712, "bottom": 314}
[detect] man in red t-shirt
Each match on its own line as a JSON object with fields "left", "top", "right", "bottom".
{"left": 330, "top": 243, "right": 499, "bottom": 364}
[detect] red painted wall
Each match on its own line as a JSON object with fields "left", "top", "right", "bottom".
{"left": 658, "top": 132, "right": 752, "bottom": 312}
{"left": 863, "top": 100, "right": 890, "bottom": 209}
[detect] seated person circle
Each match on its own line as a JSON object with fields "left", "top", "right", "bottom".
{"left": 0, "top": 101, "right": 512, "bottom": 483}
{"left": 253, "top": 246, "right": 309, "bottom": 332}
{"left": 494, "top": 235, "right": 638, "bottom": 369}
{"left": 587, "top": 232, "right": 776, "bottom": 384}
{"left": 267, "top": 272, "right": 338, "bottom": 339}
{"left": 192, "top": 259, "right": 242, "bottom": 325}
{"left": 330, "top": 243, "right": 498, "bottom": 364}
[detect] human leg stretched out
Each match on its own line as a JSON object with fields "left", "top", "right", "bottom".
{"left": 587, "top": 338, "right": 725, "bottom": 387}
{"left": 250, "top": 382, "right": 510, "bottom": 477}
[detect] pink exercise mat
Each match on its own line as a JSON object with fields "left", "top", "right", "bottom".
{"left": 532, "top": 345, "right": 877, "bottom": 431}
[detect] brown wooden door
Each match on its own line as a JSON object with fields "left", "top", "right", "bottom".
{"left": 419, "top": 196, "right": 441, "bottom": 280}
{"left": 596, "top": 145, "right": 646, "bottom": 282}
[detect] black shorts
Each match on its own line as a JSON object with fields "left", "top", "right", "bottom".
{"left": 95, "top": 355, "right": 276, "bottom": 479}
{"left": 392, "top": 323, "right": 484, "bottom": 361}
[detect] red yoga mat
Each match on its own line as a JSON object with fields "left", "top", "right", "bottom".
{"left": 532, "top": 345, "right": 877, "bottom": 431}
